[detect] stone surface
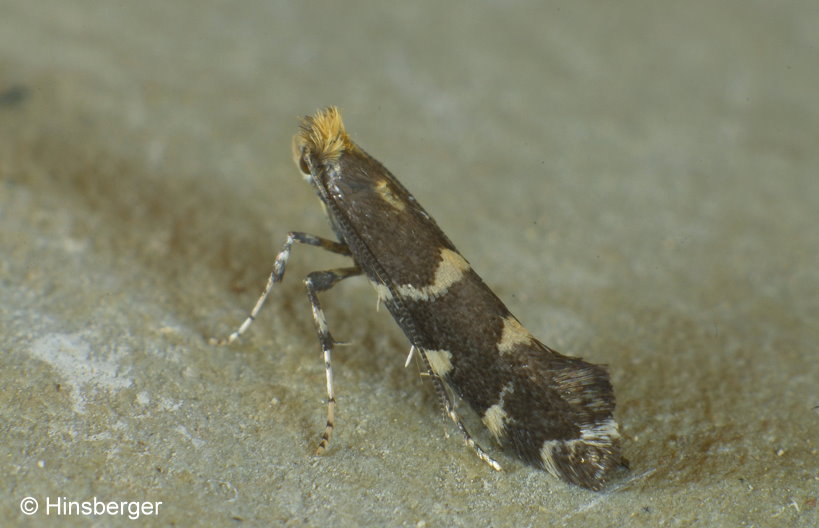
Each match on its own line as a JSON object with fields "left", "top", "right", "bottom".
{"left": 1, "top": 1, "right": 817, "bottom": 526}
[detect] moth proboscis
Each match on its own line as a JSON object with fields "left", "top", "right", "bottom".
{"left": 213, "top": 106, "right": 625, "bottom": 490}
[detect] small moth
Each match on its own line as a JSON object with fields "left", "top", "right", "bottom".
{"left": 215, "top": 107, "right": 624, "bottom": 490}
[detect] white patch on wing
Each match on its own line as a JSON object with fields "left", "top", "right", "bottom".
{"left": 538, "top": 418, "right": 620, "bottom": 479}
{"left": 370, "top": 280, "right": 393, "bottom": 311}
{"left": 424, "top": 349, "right": 453, "bottom": 377}
{"left": 396, "top": 248, "right": 470, "bottom": 301}
{"left": 374, "top": 179, "right": 406, "bottom": 211}
{"left": 539, "top": 440, "right": 562, "bottom": 479}
{"left": 481, "top": 382, "right": 514, "bottom": 440}
{"left": 580, "top": 418, "right": 621, "bottom": 446}
{"left": 497, "top": 316, "right": 534, "bottom": 354}
{"left": 483, "top": 404, "right": 508, "bottom": 440}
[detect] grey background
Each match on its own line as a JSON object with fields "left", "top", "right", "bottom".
{"left": 1, "top": 1, "right": 817, "bottom": 527}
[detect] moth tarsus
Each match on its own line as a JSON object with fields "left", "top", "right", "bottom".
{"left": 215, "top": 106, "right": 625, "bottom": 490}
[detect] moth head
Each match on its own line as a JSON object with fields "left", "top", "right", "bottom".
{"left": 292, "top": 106, "right": 356, "bottom": 182}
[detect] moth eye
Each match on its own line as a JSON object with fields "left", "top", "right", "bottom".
{"left": 299, "top": 155, "right": 310, "bottom": 175}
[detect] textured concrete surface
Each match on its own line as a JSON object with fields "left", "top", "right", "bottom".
{"left": 1, "top": 1, "right": 817, "bottom": 527}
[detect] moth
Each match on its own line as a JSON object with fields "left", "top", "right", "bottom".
{"left": 215, "top": 106, "right": 624, "bottom": 490}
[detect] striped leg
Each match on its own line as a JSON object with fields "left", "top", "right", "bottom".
{"left": 418, "top": 349, "right": 503, "bottom": 471}
{"left": 211, "top": 232, "right": 351, "bottom": 346}
{"left": 303, "top": 267, "right": 363, "bottom": 455}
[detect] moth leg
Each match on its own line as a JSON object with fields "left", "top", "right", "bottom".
{"left": 211, "top": 232, "right": 351, "bottom": 346}
{"left": 419, "top": 351, "right": 503, "bottom": 472}
{"left": 303, "top": 266, "right": 363, "bottom": 455}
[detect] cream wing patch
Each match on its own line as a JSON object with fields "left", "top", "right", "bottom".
{"left": 539, "top": 418, "right": 620, "bottom": 479}
{"left": 580, "top": 418, "right": 621, "bottom": 446}
{"left": 539, "top": 440, "right": 562, "bottom": 479}
{"left": 481, "top": 382, "right": 514, "bottom": 440}
{"left": 396, "top": 248, "right": 470, "bottom": 301}
{"left": 370, "top": 280, "right": 393, "bottom": 303}
{"left": 497, "top": 316, "right": 534, "bottom": 354}
{"left": 424, "top": 349, "right": 453, "bottom": 377}
{"left": 374, "top": 179, "right": 406, "bottom": 211}
{"left": 482, "top": 404, "right": 508, "bottom": 440}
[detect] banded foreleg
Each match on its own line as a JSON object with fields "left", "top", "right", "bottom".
{"left": 303, "top": 266, "right": 363, "bottom": 454}
{"left": 211, "top": 232, "right": 351, "bottom": 345}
